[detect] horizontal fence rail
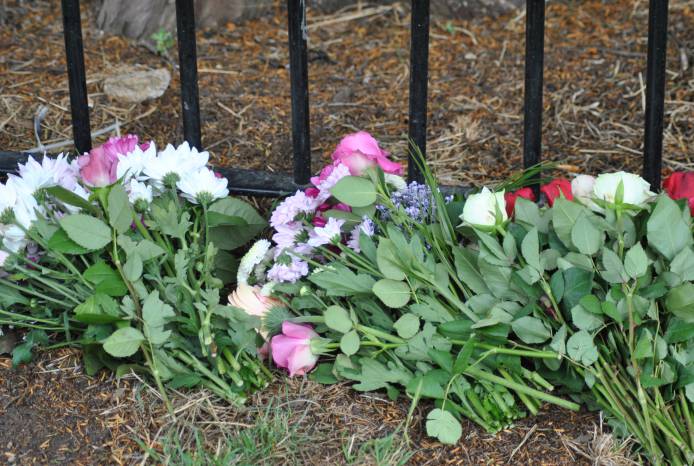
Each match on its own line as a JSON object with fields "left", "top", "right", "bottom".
{"left": 0, "top": 0, "right": 670, "bottom": 196}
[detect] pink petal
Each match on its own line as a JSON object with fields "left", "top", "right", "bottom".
{"left": 331, "top": 131, "right": 383, "bottom": 160}
{"left": 286, "top": 344, "right": 318, "bottom": 376}
{"left": 282, "top": 321, "right": 317, "bottom": 340}
{"left": 375, "top": 155, "right": 404, "bottom": 175}
{"left": 270, "top": 334, "right": 296, "bottom": 369}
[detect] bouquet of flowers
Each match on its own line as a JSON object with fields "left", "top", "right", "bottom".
{"left": 241, "top": 132, "right": 579, "bottom": 443}
{"left": 248, "top": 130, "right": 694, "bottom": 463}
{"left": 500, "top": 171, "right": 694, "bottom": 465}
{"left": 0, "top": 136, "right": 270, "bottom": 407}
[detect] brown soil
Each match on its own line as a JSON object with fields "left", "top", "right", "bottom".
{"left": 0, "top": 1, "right": 692, "bottom": 186}
{"left": 0, "top": 349, "right": 614, "bottom": 465}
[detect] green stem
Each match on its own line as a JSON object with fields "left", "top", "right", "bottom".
{"left": 465, "top": 366, "right": 580, "bottom": 411}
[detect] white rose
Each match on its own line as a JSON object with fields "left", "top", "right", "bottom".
{"left": 593, "top": 171, "right": 654, "bottom": 208}
{"left": 460, "top": 187, "right": 507, "bottom": 228}
{"left": 571, "top": 175, "right": 596, "bottom": 206}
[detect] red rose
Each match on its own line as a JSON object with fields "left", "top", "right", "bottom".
{"left": 504, "top": 187, "right": 536, "bottom": 217}
{"left": 540, "top": 179, "right": 573, "bottom": 206}
{"left": 663, "top": 172, "right": 694, "bottom": 215}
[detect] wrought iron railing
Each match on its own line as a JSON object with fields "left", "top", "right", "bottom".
{"left": 0, "top": 0, "right": 670, "bottom": 196}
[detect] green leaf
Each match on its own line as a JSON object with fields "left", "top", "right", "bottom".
{"left": 373, "top": 279, "right": 411, "bottom": 308}
{"left": 59, "top": 214, "right": 112, "bottom": 250}
{"left": 84, "top": 262, "right": 127, "bottom": 297}
{"left": 47, "top": 228, "right": 90, "bottom": 254}
{"left": 324, "top": 305, "right": 353, "bottom": 333}
{"left": 141, "top": 291, "right": 175, "bottom": 345}
{"left": 624, "top": 243, "right": 649, "bottom": 279}
{"left": 208, "top": 198, "right": 267, "bottom": 250}
{"left": 512, "top": 316, "right": 551, "bottom": 344}
{"left": 602, "top": 301, "right": 625, "bottom": 324}
{"left": 330, "top": 176, "right": 377, "bottom": 208}
{"left": 571, "top": 305, "right": 604, "bottom": 331}
{"left": 453, "top": 337, "right": 476, "bottom": 375}
{"left": 377, "top": 238, "right": 406, "bottom": 281}
{"left": 103, "top": 327, "right": 144, "bottom": 358}
{"left": 601, "top": 248, "right": 627, "bottom": 284}
{"left": 73, "top": 294, "right": 122, "bottom": 324}
{"left": 393, "top": 313, "right": 420, "bottom": 339}
{"left": 123, "top": 254, "right": 143, "bottom": 282}
{"left": 665, "top": 318, "right": 694, "bottom": 344}
{"left": 426, "top": 409, "right": 462, "bottom": 445}
{"left": 133, "top": 240, "right": 166, "bottom": 261}
{"left": 452, "top": 246, "right": 489, "bottom": 295}
{"left": 579, "top": 295, "right": 602, "bottom": 315}
{"left": 647, "top": 195, "right": 693, "bottom": 260}
{"left": 571, "top": 213, "right": 602, "bottom": 256}
{"left": 521, "top": 227, "right": 542, "bottom": 271}
{"left": 566, "top": 330, "right": 599, "bottom": 366}
{"left": 552, "top": 198, "right": 584, "bottom": 248}
{"left": 562, "top": 268, "right": 593, "bottom": 311}
{"left": 309, "top": 264, "right": 375, "bottom": 296}
{"left": 107, "top": 184, "right": 133, "bottom": 234}
{"left": 666, "top": 283, "right": 694, "bottom": 323}
{"left": 671, "top": 247, "right": 694, "bottom": 282}
{"left": 45, "top": 185, "right": 96, "bottom": 213}
{"left": 340, "top": 330, "right": 360, "bottom": 356}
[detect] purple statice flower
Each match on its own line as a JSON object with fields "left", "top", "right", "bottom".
{"left": 378, "top": 181, "right": 442, "bottom": 223}
{"left": 307, "top": 217, "right": 345, "bottom": 248}
{"left": 267, "top": 253, "right": 309, "bottom": 283}
{"left": 347, "top": 217, "right": 375, "bottom": 252}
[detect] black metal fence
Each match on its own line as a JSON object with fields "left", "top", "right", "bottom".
{"left": 0, "top": 0, "right": 671, "bottom": 196}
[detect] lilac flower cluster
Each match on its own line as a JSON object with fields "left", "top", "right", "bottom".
{"left": 377, "top": 181, "right": 451, "bottom": 223}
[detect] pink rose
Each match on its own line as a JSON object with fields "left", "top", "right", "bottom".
{"left": 228, "top": 283, "right": 280, "bottom": 319}
{"left": 271, "top": 322, "right": 319, "bottom": 376}
{"left": 331, "top": 131, "right": 403, "bottom": 176}
{"left": 78, "top": 146, "right": 117, "bottom": 187}
{"left": 78, "top": 135, "right": 144, "bottom": 187}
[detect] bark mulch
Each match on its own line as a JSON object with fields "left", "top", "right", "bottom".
{"left": 1, "top": 349, "right": 625, "bottom": 465}
{"left": 0, "top": 0, "right": 692, "bottom": 186}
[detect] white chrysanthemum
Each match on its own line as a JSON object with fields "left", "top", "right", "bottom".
{"left": 0, "top": 181, "right": 17, "bottom": 220}
{"left": 176, "top": 168, "right": 228, "bottom": 204}
{"left": 17, "top": 154, "right": 78, "bottom": 192}
{"left": 117, "top": 142, "right": 157, "bottom": 182}
{"left": 143, "top": 142, "right": 209, "bottom": 189}
{"left": 237, "top": 239, "right": 271, "bottom": 284}
{"left": 307, "top": 217, "right": 345, "bottom": 247}
{"left": 127, "top": 179, "right": 153, "bottom": 204}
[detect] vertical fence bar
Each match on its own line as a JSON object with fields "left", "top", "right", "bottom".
{"left": 175, "top": 0, "right": 202, "bottom": 149}
{"left": 287, "top": 0, "right": 311, "bottom": 185}
{"left": 61, "top": 0, "right": 91, "bottom": 154}
{"left": 522, "top": 0, "right": 545, "bottom": 190}
{"left": 407, "top": 0, "right": 430, "bottom": 184}
{"left": 643, "top": 0, "right": 669, "bottom": 190}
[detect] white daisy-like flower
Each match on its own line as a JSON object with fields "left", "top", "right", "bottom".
{"left": 17, "top": 154, "right": 79, "bottom": 192}
{"left": 237, "top": 239, "right": 271, "bottom": 284}
{"left": 117, "top": 142, "right": 157, "bottom": 182}
{"left": 144, "top": 142, "right": 209, "bottom": 190}
{"left": 307, "top": 217, "right": 345, "bottom": 247}
{"left": 127, "top": 179, "right": 153, "bottom": 204}
{"left": 0, "top": 181, "right": 17, "bottom": 220}
{"left": 176, "top": 167, "right": 228, "bottom": 204}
